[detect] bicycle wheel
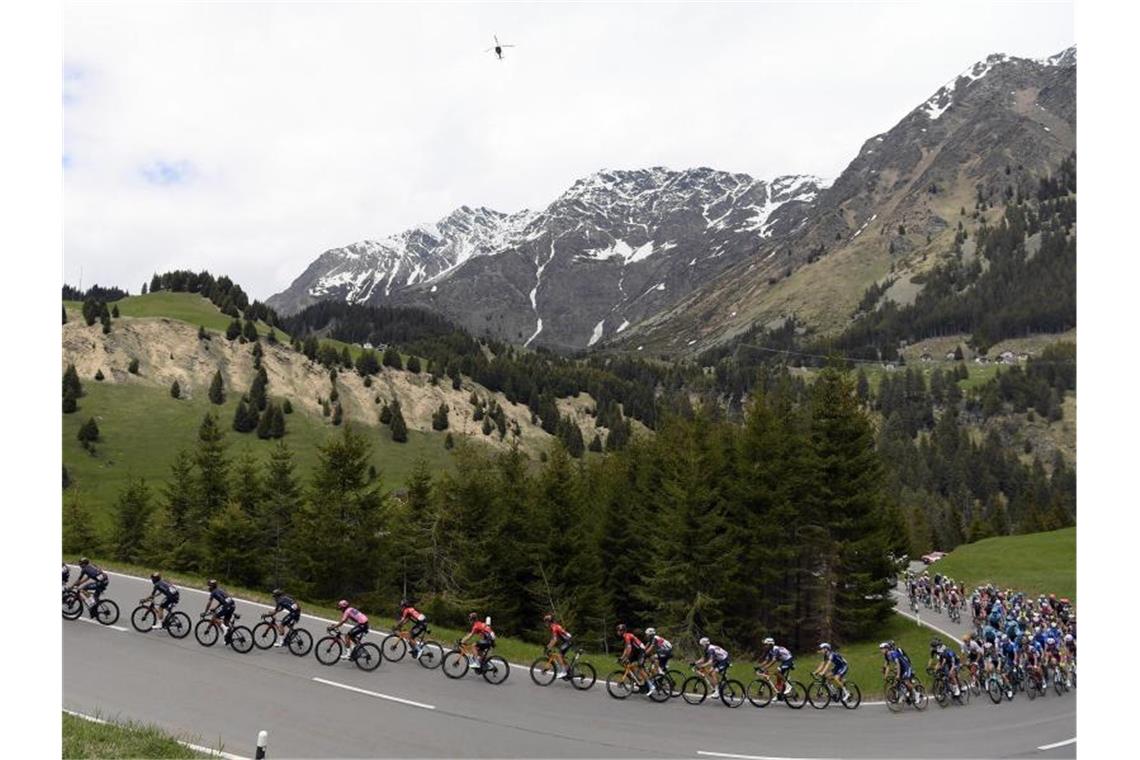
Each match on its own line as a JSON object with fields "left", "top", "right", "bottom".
{"left": 352, "top": 642, "right": 382, "bottom": 671}
{"left": 605, "top": 670, "right": 632, "bottom": 699}
{"left": 1053, "top": 671, "right": 1065, "bottom": 696}
{"left": 666, "top": 669, "right": 685, "bottom": 698}
{"left": 986, "top": 676, "right": 1002, "bottom": 704}
{"left": 166, "top": 611, "right": 191, "bottom": 639}
{"left": 807, "top": 681, "right": 831, "bottom": 710}
{"left": 1026, "top": 675, "right": 1038, "bottom": 701}
{"left": 747, "top": 678, "right": 774, "bottom": 708}
{"left": 417, "top": 640, "right": 444, "bottom": 669}
{"left": 530, "top": 657, "right": 557, "bottom": 686}
{"left": 382, "top": 634, "right": 407, "bottom": 662}
{"left": 62, "top": 592, "right": 83, "bottom": 620}
{"left": 315, "top": 636, "right": 343, "bottom": 665}
{"left": 229, "top": 625, "right": 254, "bottom": 653}
{"left": 783, "top": 681, "right": 807, "bottom": 709}
{"left": 252, "top": 622, "right": 277, "bottom": 649}
{"left": 95, "top": 600, "right": 120, "bottom": 626}
{"left": 885, "top": 685, "right": 903, "bottom": 712}
{"left": 287, "top": 628, "right": 313, "bottom": 657}
{"left": 933, "top": 678, "right": 948, "bottom": 707}
{"left": 131, "top": 605, "right": 157, "bottom": 632}
{"left": 647, "top": 674, "right": 671, "bottom": 703}
{"left": 442, "top": 650, "right": 469, "bottom": 679}
{"left": 482, "top": 656, "right": 510, "bottom": 684}
{"left": 841, "top": 682, "right": 861, "bottom": 709}
{"left": 570, "top": 662, "right": 596, "bottom": 691}
{"left": 681, "top": 675, "right": 708, "bottom": 705}
{"left": 720, "top": 679, "right": 745, "bottom": 708}
{"left": 195, "top": 619, "right": 219, "bottom": 647}
{"left": 912, "top": 683, "right": 928, "bottom": 711}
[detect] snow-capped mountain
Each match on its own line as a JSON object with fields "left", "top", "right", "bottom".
{"left": 267, "top": 206, "right": 538, "bottom": 316}
{"left": 269, "top": 167, "right": 827, "bottom": 350}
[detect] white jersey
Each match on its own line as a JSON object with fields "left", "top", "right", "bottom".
{"left": 706, "top": 644, "right": 729, "bottom": 663}
{"left": 651, "top": 635, "right": 672, "bottom": 652}
{"left": 771, "top": 645, "right": 793, "bottom": 662}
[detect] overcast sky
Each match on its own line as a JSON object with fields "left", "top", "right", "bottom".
{"left": 63, "top": 1, "right": 1073, "bottom": 300}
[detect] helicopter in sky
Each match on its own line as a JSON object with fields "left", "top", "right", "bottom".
{"left": 485, "top": 34, "right": 515, "bottom": 60}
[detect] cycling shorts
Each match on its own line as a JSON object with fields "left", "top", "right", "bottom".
{"left": 409, "top": 619, "right": 428, "bottom": 640}
{"left": 834, "top": 663, "right": 848, "bottom": 678}
{"left": 657, "top": 651, "right": 673, "bottom": 670}
{"left": 215, "top": 603, "right": 236, "bottom": 623}
{"left": 348, "top": 622, "right": 369, "bottom": 641}
{"left": 556, "top": 638, "right": 573, "bottom": 656}
{"left": 778, "top": 658, "right": 795, "bottom": 675}
{"left": 159, "top": 594, "right": 179, "bottom": 611}
{"left": 280, "top": 609, "right": 300, "bottom": 628}
{"left": 714, "top": 658, "right": 731, "bottom": 676}
{"left": 475, "top": 638, "right": 493, "bottom": 653}
{"left": 81, "top": 579, "right": 108, "bottom": 597}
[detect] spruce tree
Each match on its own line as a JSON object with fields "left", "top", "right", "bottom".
{"left": 207, "top": 502, "right": 261, "bottom": 586}
{"left": 588, "top": 433, "right": 603, "bottom": 452}
{"left": 193, "top": 413, "right": 230, "bottom": 528}
{"left": 242, "top": 319, "right": 259, "bottom": 342}
{"left": 432, "top": 403, "right": 450, "bottom": 431}
{"left": 198, "top": 325, "right": 208, "bottom": 340}
{"left": 249, "top": 367, "right": 269, "bottom": 411}
{"left": 112, "top": 476, "right": 153, "bottom": 563}
{"left": 260, "top": 441, "right": 300, "bottom": 586}
{"left": 63, "top": 364, "right": 82, "bottom": 413}
{"left": 94, "top": 369, "right": 104, "bottom": 381}
{"left": 379, "top": 402, "right": 392, "bottom": 425}
{"left": 62, "top": 490, "right": 99, "bottom": 554}
{"left": 111, "top": 304, "right": 120, "bottom": 318}
{"left": 226, "top": 319, "right": 242, "bottom": 340}
{"left": 282, "top": 399, "right": 293, "bottom": 414}
{"left": 268, "top": 403, "right": 286, "bottom": 438}
{"left": 208, "top": 370, "right": 225, "bottom": 405}
{"left": 332, "top": 403, "right": 343, "bottom": 426}
{"left": 406, "top": 355, "right": 421, "bottom": 374}
{"left": 233, "top": 399, "right": 255, "bottom": 433}
{"left": 390, "top": 401, "right": 408, "bottom": 442}
{"left": 77, "top": 417, "right": 100, "bottom": 444}
{"left": 444, "top": 432, "right": 454, "bottom": 449}
{"left": 170, "top": 380, "right": 180, "bottom": 399}
{"left": 382, "top": 346, "right": 403, "bottom": 370}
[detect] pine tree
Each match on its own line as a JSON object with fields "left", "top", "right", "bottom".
{"left": 249, "top": 367, "right": 269, "bottom": 411}
{"left": 588, "top": 433, "right": 603, "bottom": 452}
{"left": 62, "top": 490, "right": 99, "bottom": 554}
{"left": 198, "top": 325, "right": 208, "bottom": 340}
{"left": 82, "top": 298, "right": 99, "bottom": 325}
{"left": 170, "top": 380, "right": 180, "bottom": 399}
{"left": 379, "top": 402, "right": 392, "bottom": 425}
{"left": 260, "top": 441, "right": 300, "bottom": 586}
{"left": 355, "top": 350, "right": 380, "bottom": 376}
{"left": 269, "top": 403, "right": 286, "bottom": 438}
{"left": 390, "top": 400, "right": 408, "bottom": 442}
{"left": 208, "top": 370, "right": 225, "bottom": 405}
{"left": 431, "top": 403, "right": 450, "bottom": 431}
{"left": 206, "top": 502, "right": 261, "bottom": 586}
{"left": 282, "top": 399, "right": 293, "bottom": 415}
{"left": 233, "top": 399, "right": 255, "bottom": 433}
{"left": 112, "top": 477, "right": 153, "bottom": 563}
{"left": 63, "top": 305, "right": 68, "bottom": 324}
{"left": 382, "top": 346, "right": 403, "bottom": 370}
{"left": 77, "top": 417, "right": 100, "bottom": 444}
{"left": 63, "top": 364, "right": 82, "bottom": 413}
{"left": 94, "top": 369, "right": 104, "bottom": 381}
{"left": 332, "top": 403, "right": 343, "bottom": 426}
{"left": 226, "top": 319, "right": 241, "bottom": 340}
{"left": 287, "top": 427, "right": 385, "bottom": 599}
{"left": 406, "top": 355, "right": 421, "bottom": 374}
{"left": 481, "top": 415, "right": 493, "bottom": 435}
{"left": 193, "top": 413, "right": 230, "bottom": 528}
{"left": 341, "top": 346, "right": 353, "bottom": 367}
{"left": 242, "top": 319, "right": 259, "bottom": 342}
{"left": 111, "top": 303, "right": 120, "bottom": 318}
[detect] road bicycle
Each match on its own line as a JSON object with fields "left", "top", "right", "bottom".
{"left": 947, "top": 602, "right": 962, "bottom": 624}
{"left": 605, "top": 658, "right": 670, "bottom": 702}
{"left": 380, "top": 627, "right": 444, "bottom": 669}
{"left": 928, "top": 666, "right": 970, "bottom": 707}
{"left": 442, "top": 640, "right": 509, "bottom": 684}
{"left": 883, "top": 674, "right": 928, "bottom": 712}
{"left": 680, "top": 663, "right": 745, "bottom": 708}
{"left": 194, "top": 612, "right": 254, "bottom": 653}
{"left": 1044, "top": 661, "right": 1070, "bottom": 696}
{"left": 62, "top": 588, "right": 120, "bottom": 626}
{"left": 982, "top": 664, "right": 1015, "bottom": 703}
{"left": 252, "top": 613, "right": 313, "bottom": 656}
{"left": 314, "top": 626, "right": 383, "bottom": 671}
{"left": 747, "top": 665, "right": 807, "bottom": 709}
{"left": 807, "top": 674, "right": 861, "bottom": 709}
{"left": 958, "top": 662, "right": 982, "bottom": 698}
{"left": 643, "top": 656, "right": 685, "bottom": 699}
{"left": 130, "top": 600, "right": 190, "bottom": 639}
{"left": 529, "top": 646, "right": 597, "bottom": 690}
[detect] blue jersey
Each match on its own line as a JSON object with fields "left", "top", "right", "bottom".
{"left": 210, "top": 587, "right": 233, "bottom": 606}
{"left": 153, "top": 580, "right": 178, "bottom": 599}
{"left": 1000, "top": 641, "right": 1018, "bottom": 661}
{"left": 828, "top": 652, "right": 848, "bottom": 670}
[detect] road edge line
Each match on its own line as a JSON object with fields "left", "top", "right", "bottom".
{"left": 1037, "top": 737, "right": 1077, "bottom": 751}
{"left": 311, "top": 676, "right": 436, "bottom": 710}
{"left": 63, "top": 708, "right": 248, "bottom": 760}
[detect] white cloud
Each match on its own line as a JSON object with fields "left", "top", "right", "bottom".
{"left": 64, "top": 1, "right": 1073, "bottom": 299}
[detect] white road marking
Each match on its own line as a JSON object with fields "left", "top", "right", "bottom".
{"left": 63, "top": 708, "right": 248, "bottom": 759}
{"left": 77, "top": 617, "right": 128, "bottom": 632}
{"left": 1037, "top": 737, "right": 1077, "bottom": 751}
{"left": 312, "top": 676, "right": 436, "bottom": 710}
{"left": 699, "top": 751, "right": 843, "bottom": 760}
{"left": 892, "top": 607, "right": 963, "bottom": 645}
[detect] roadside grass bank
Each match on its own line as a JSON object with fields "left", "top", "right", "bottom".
{"left": 932, "top": 528, "right": 1075, "bottom": 602}
{"left": 62, "top": 711, "right": 211, "bottom": 759}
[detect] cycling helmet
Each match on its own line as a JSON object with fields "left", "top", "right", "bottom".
{"left": 1064, "top": 634, "right": 1073, "bottom": 642}
{"left": 207, "top": 579, "right": 217, "bottom": 590}
{"left": 469, "top": 612, "right": 479, "bottom": 622}
{"left": 819, "top": 642, "right": 831, "bottom": 651}
{"left": 1046, "top": 637, "right": 1056, "bottom": 645}
{"left": 645, "top": 627, "right": 656, "bottom": 637}
{"left": 78, "top": 557, "right": 89, "bottom": 566}
{"left": 543, "top": 613, "right": 553, "bottom": 623}
{"left": 150, "top": 572, "right": 161, "bottom": 582}
{"left": 930, "top": 638, "right": 942, "bottom": 648}
{"left": 337, "top": 600, "right": 349, "bottom": 610}
{"left": 271, "top": 588, "right": 283, "bottom": 597}
{"left": 616, "top": 623, "right": 627, "bottom": 633}
{"left": 984, "top": 642, "right": 993, "bottom": 650}
{"left": 762, "top": 637, "right": 774, "bottom": 646}
{"left": 878, "top": 642, "right": 890, "bottom": 650}
{"left": 698, "top": 637, "right": 710, "bottom": 647}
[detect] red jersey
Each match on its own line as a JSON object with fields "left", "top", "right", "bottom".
{"left": 471, "top": 621, "right": 495, "bottom": 640}
{"left": 399, "top": 606, "right": 425, "bottom": 624}
{"left": 622, "top": 631, "right": 645, "bottom": 650}
{"left": 550, "top": 622, "right": 571, "bottom": 641}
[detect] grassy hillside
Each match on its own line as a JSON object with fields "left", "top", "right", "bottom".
{"left": 63, "top": 712, "right": 209, "bottom": 759}
{"left": 66, "top": 292, "right": 286, "bottom": 338}
{"left": 932, "top": 528, "right": 1075, "bottom": 601}
{"left": 64, "top": 381, "right": 455, "bottom": 532}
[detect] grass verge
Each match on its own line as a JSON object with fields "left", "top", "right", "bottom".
{"left": 62, "top": 712, "right": 210, "bottom": 759}
{"left": 931, "top": 528, "right": 1075, "bottom": 602}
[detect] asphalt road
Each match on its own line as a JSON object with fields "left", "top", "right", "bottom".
{"left": 63, "top": 572, "right": 1075, "bottom": 759}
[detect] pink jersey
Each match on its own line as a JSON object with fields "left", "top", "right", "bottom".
{"left": 340, "top": 607, "right": 368, "bottom": 625}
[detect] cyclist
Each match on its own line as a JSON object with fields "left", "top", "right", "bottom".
{"left": 615, "top": 623, "right": 652, "bottom": 694}
{"left": 461, "top": 612, "right": 496, "bottom": 673}
{"left": 813, "top": 643, "right": 850, "bottom": 701}
{"left": 930, "top": 638, "right": 962, "bottom": 698}
{"left": 542, "top": 613, "right": 574, "bottom": 679}
{"left": 62, "top": 563, "right": 70, "bottom": 586}
{"left": 263, "top": 588, "right": 301, "bottom": 647}
{"left": 139, "top": 572, "right": 180, "bottom": 629}
{"left": 757, "top": 637, "right": 796, "bottom": 699}
{"left": 331, "top": 600, "right": 369, "bottom": 660}
{"left": 68, "top": 557, "right": 109, "bottom": 618}
{"left": 202, "top": 579, "right": 237, "bottom": 641}
{"left": 880, "top": 641, "right": 917, "bottom": 701}
{"left": 644, "top": 627, "right": 674, "bottom": 675}
{"left": 693, "top": 637, "right": 731, "bottom": 699}
{"left": 395, "top": 599, "right": 429, "bottom": 658}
